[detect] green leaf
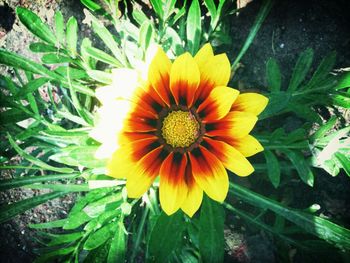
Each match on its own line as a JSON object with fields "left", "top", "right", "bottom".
{"left": 0, "top": 173, "right": 79, "bottom": 191}
{"left": 148, "top": 211, "right": 185, "bottom": 262}
{"left": 165, "top": 27, "right": 184, "bottom": 55}
{"left": 0, "top": 107, "right": 32, "bottom": 124}
{"left": 139, "top": 21, "right": 154, "bottom": 52}
{"left": 0, "top": 191, "right": 67, "bottom": 224}
{"left": 54, "top": 10, "right": 65, "bottom": 45}
{"left": 281, "top": 149, "right": 314, "bottom": 186}
{"left": 186, "top": 0, "right": 201, "bottom": 55}
{"left": 204, "top": 0, "right": 217, "bottom": 22}
{"left": 305, "top": 51, "right": 336, "bottom": 90}
{"left": 335, "top": 153, "right": 350, "bottom": 177}
{"left": 199, "top": 196, "right": 224, "bottom": 263}
{"left": 55, "top": 66, "right": 88, "bottom": 79}
{"left": 34, "top": 246, "right": 75, "bottom": 263}
{"left": 89, "top": 12, "right": 125, "bottom": 65}
{"left": 264, "top": 150, "right": 281, "bottom": 188}
{"left": 332, "top": 93, "right": 350, "bottom": 108}
{"left": 15, "top": 77, "right": 50, "bottom": 99}
{"left": 266, "top": 57, "right": 282, "bottom": 92}
{"left": 48, "top": 231, "right": 83, "bottom": 246}
{"left": 336, "top": 72, "right": 350, "bottom": 90}
{"left": 81, "top": 0, "right": 103, "bottom": 12}
{"left": 232, "top": 0, "right": 273, "bottom": 69}
{"left": 41, "top": 53, "right": 72, "bottom": 64}
{"left": 310, "top": 116, "right": 337, "bottom": 143}
{"left": 230, "top": 183, "right": 350, "bottom": 250}
{"left": 84, "top": 221, "right": 118, "bottom": 250}
{"left": 84, "top": 45, "right": 122, "bottom": 67}
{"left": 259, "top": 91, "right": 291, "bottom": 119}
{"left": 107, "top": 221, "right": 126, "bottom": 263}
{"left": 66, "top": 17, "right": 78, "bottom": 57}
{"left": 16, "top": 7, "right": 56, "bottom": 45}
{"left": 150, "top": 0, "right": 164, "bottom": 20}
{"left": 132, "top": 9, "right": 149, "bottom": 26}
{"left": 87, "top": 70, "right": 113, "bottom": 85}
{"left": 50, "top": 145, "right": 106, "bottom": 168}
{"left": 288, "top": 48, "right": 314, "bottom": 92}
{"left": 8, "top": 134, "right": 74, "bottom": 173}
{"left": 29, "top": 218, "right": 67, "bottom": 229}
{"left": 29, "top": 42, "right": 58, "bottom": 53}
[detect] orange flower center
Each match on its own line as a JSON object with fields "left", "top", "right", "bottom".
{"left": 161, "top": 110, "right": 200, "bottom": 148}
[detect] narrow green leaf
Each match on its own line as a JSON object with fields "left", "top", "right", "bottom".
{"left": 81, "top": 0, "right": 102, "bottom": 11}
{"left": 24, "top": 183, "right": 90, "bottom": 192}
{"left": 84, "top": 221, "right": 118, "bottom": 250}
{"left": 305, "top": 51, "right": 336, "bottom": 90}
{"left": 0, "top": 191, "right": 67, "bottom": 224}
{"left": 332, "top": 93, "right": 350, "bottom": 108}
{"left": 310, "top": 116, "right": 337, "bottom": 143}
{"left": 148, "top": 211, "right": 185, "bottom": 262}
{"left": 0, "top": 173, "right": 79, "bottom": 191}
{"left": 0, "top": 107, "right": 32, "bottom": 124}
{"left": 55, "top": 66, "right": 88, "bottom": 79}
{"left": 165, "top": 27, "right": 184, "bottom": 55}
{"left": 8, "top": 134, "right": 74, "bottom": 173}
{"left": 335, "top": 153, "right": 350, "bottom": 177}
{"left": 230, "top": 183, "right": 350, "bottom": 250}
{"left": 139, "top": 21, "right": 154, "bottom": 52}
{"left": 90, "top": 12, "right": 124, "bottom": 65}
{"left": 232, "top": 0, "right": 273, "bottom": 69}
{"left": 16, "top": 7, "right": 56, "bottom": 44}
{"left": 15, "top": 77, "right": 49, "bottom": 99}
{"left": 55, "top": 10, "right": 65, "bottom": 45}
{"left": 336, "top": 72, "right": 350, "bottom": 90}
{"left": 29, "top": 218, "right": 67, "bottom": 229}
{"left": 29, "top": 42, "right": 58, "bottom": 53}
{"left": 199, "top": 196, "right": 224, "bottom": 263}
{"left": 266, "top": 57, "right": 282, "bottom": 92}
{"left": 204, "top": 0, "right": 217, "bottom": 21}
{"left": 48, "top": 231, "right": 83, "bottom": 246}
{"left": 132, "top": 9, "right": 149, "bottom": 26}
{"left": 41, "top": 53, "right": 72, "bottom": 64}
{"left": 259, "top": 91, "right": 291, "bottom": 119}
{"left": 150, "top": 0, "right": 164, "bottom": 20}
{"left": 282, "top": 149, "right": 314, "bottom": 186}
{"left": 85, "top": 45, "right": 122, "bottom": 67}
{"left": 35, "top": 246, "right": 75, "bottom": 263}
{"left": 87, "top": 70, "right": 113, "bottom": 85}
{"left": 186, "top": 0, "right": 201, "bottom": 55}
{"left": 264, "top": 150, "right": 281, "bottom": 188}
{"left": 66, "top": 17, "right": 78, "bottom": 57}
{"left": 288, "top": 48, "right": 314, "bottom": 92}
{"left": 107, "top": 221, "right": 126, "bottom": 263}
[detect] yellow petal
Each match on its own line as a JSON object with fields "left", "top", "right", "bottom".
{"left": 204, "top": 137, "right": 254, "bottom": 177}
{"left": 198, "top": 86, "right": 240, "bottom": 122}
{"left": 194, "top": 43, "right": 214, "bottom": 71}
{"left": 231, "top": 135, "right": 264, "bottom": 157}
{"left": 148, "top": 47, "right": 172, "bottom": 106}
{"left": 170, "top": 52, "right": 200, "bottom": 107}
{"left": 181, "top": 182, "right": 203, "bottom": 217}
{"left": 126, "top": 147, "right": 164, "bottom": 198}
{"left": 159, "top": 153, "right": 188, "bottom": 215}
{"left": 107, "top": 148, "right": 133, "bottom": 179}
{"left": 189, "top": 146, "right": 229, "bottom": 202}
{"left": 206, "top": 111, "right": 258, "bottom": 138}
{"left": 232, "top": 93, "right": 269, "bottom": 116}
{"left": 194, "top": 53, "right": 231, "bottom": 105}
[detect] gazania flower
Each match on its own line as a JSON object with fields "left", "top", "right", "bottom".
{"left": 93, "top": 44, "right": 268, "bottom": 217}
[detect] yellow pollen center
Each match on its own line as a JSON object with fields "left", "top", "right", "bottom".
{"left": 161, "top": 110, "right": 200, "bottom": 148}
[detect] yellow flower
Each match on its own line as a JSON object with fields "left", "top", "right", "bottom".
{"left": 94, "top": 44, "right": 268, "bottom": 217}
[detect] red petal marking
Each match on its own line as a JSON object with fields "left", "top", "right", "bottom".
{"left": 136, "top": 147, "right": 168, "bottom": 178}
{"left": 133, "top": 84, "right": 165, "bottom": 116}
{"left": 188, "top": 146, "right": 228, "bottom": 202}
{"left": 171, "top": 80, "right": 199, "bottom": 107}
{"left": 127, "top": 136, "right": 161, "bottom": 162}
{"left": 160, "top": 152, "right": 188, "bottom": 185}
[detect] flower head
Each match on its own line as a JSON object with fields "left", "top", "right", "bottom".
{"left": 94, "top": 44, "right": 268, "bottom": 217}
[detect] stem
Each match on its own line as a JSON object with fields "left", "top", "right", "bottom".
{"left": 231, "top": 0, "right": 274, "bottom": 70}
{"left": 130, "top": 206, "right": 149, "bottom": 263}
